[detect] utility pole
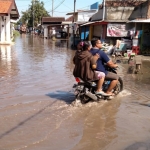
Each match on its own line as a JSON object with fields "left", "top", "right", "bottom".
{"left": 52, "top": 0, "right": 54, "bottom": 17}
{"left": 73, "top": 0, "right": 76, "bottom": 49}
{"left": 32, "top": 0, "right": 34, "bottom": 30}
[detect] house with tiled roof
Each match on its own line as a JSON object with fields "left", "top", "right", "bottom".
{"left": 65, "top": 16, "right": 73, "bottom": 22}
{"left": 0, "top": 0, "right": 19, "bottom": 44}
{"left": 42, "top": 17, "right": 65, "bottom": 38}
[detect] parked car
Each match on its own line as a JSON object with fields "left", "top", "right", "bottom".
{"left": 55, "top": 31, "right": 68, "bottom": 38}
{"left": 56, "top": 32, "right": 61, "bottom": 38}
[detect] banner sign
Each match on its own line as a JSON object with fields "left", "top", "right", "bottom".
{"left": 107, "top": 23, "right": 128, "bottom": 37}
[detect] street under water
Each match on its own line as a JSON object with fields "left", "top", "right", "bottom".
{"left": 0, "top": 34, "right": 150, "bottom": 150}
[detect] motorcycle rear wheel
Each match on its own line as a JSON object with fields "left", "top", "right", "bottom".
{"left": 113, "top": 77, "right": 123, "bottom": 95}
{"left": 76, "top": 88, "right": 91, "bottom": 104}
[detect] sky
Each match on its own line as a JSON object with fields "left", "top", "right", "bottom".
{"left": 15, "top": 0, "right": 103, "bottom": 19}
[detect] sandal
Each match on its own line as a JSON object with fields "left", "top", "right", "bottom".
{"left": 106, "top": 92, "right": 115, "bottom": 96}
{"left": 95, "top": 91, "right": 111, "bottom": 96}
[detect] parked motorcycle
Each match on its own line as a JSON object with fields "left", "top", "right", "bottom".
{"left": 73, "top": 66, "right": 123, "bottom": 104}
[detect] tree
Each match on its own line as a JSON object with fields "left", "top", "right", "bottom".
{"left": 18, "top": 0, "right": 50, "bottom": 28}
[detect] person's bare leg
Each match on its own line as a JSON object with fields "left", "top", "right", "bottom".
{"left": 96, "top": 77, "right": 104, "bottom": 92}
{"left": 106, "top": 80, "right": 118, "bottom": 95}
{"left": 116, "top": 40, "right": 121, "bottom": 49}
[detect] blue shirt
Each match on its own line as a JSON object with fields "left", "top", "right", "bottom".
{"left": 90, "top": 48, "right": 110, "bottom": 75}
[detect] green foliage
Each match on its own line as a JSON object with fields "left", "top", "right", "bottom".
{"left": 13, "top": 30, "right": 20, "bottom": 37}
{"left": 11, "top": 30, "right": 20, "bottom": 42}
{"left": 17, "top": 0, "right": 50, "bottom": 27}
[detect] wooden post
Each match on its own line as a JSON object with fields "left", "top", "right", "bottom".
{"left": 89, "top": 25, "right": 93, "bottom": 41}
{"left": 135, "top": 55, "right": 142, "bottom": 73}
{"left": 67, "top": 25, "right": 69, "bottom": 48}
{"left": 140, "top": 24, "right": 144, "bottom": 52}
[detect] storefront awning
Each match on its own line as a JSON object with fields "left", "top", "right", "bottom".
{"left": 81, "top": 19, "right": 130, "bottom": 26}
{"left": 80, "top": 21, "right": 95, "bottom": 26}
{"left": 127, "top": 19, "right": 150, "bottom": 23}
{"left": 81, "top": 20, "right": 109, "bottom": 26}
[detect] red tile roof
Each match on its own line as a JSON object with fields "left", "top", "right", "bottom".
{"left": 42, "top": 17, "right": 65, "bottom": 22}
{"left": 65, "top": 15, "right": 73, "bottom": 22}
{"left": 0, "top": 0, "right": 13, "bottom": 14}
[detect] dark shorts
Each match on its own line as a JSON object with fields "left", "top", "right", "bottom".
{"left": 105, "top": 71, "right": 119, "bottom": 80}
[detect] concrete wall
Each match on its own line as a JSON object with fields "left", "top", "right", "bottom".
{"left": 147, "top": 1, "right": 150, "bottom": 18}
{"left": 91, "top": 1, "right": 150, "bottom": 21}
{"left": 78, "top": 11, "right": 97, "bottom": 22}
{"left": 93, "top": 25, "right": 102, "bottom": 38}
{"left": 0, "top": 18, "right": 1, "bottom": 41}
{"left": 91, "top": 7, "right": 134, "bottom": 21}
{"left": 0, "top": 15, "right": 11, "bottom": 44}
{"left": 106, "top": 7, "right": 134, "bottom": 20}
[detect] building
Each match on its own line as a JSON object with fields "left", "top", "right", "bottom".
{"left": 81, "top": 0, "right": 147, "bottom": 44}
{"left": 0, "top": 0, "right": 19, "bottom": 45}
{"left": 127, "top": 0, "right": 150, "bottom": 54}
{"left": 42, "top": 17, "right": 65, "bottom": 39}
{"left": 66, "top": 2, "right": 99, "bottom": 47}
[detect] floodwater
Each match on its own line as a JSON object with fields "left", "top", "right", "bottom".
{"left": 0, "top": 34, "right": 150, "bottom": 150}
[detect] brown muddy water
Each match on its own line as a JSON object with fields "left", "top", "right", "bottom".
{"left": 0, "top": 34, "right": 150, "bottom": 150}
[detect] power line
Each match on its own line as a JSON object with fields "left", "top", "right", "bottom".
{"left": 48, "top": 0, "right": 65, "bottom": 13}
{"left": 52, "top": 0, "right": 54, "bottom": 16}
{"left": 62, "top": 2, "right": 73, "bottom": 11}
{"left": 52, "top": 10, "right": 71, "bottom": 13}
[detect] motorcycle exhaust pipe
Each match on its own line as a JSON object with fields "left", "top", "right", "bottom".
{"left": 85, "top": 91, "right": 98, "bottom": 101}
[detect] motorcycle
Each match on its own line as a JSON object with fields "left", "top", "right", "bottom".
{"left": 73, "top": 66, "right": 123, "bottom": 104}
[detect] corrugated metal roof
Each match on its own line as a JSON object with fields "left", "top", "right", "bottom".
{"left": 127, "top": 19, "right": 150, "bottom": 23}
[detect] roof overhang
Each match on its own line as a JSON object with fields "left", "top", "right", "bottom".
{"left": 10, "top": 19, "right": 17, "bottom": 23}
{"left": 10, "top": 1, "right": 19, "bottom": 20}
{"left": 81, "top": 20, "right": 127, "bottom": 26}
{"left": 0, "top": 0, "right": 19, "bottom": 19}
{"left": 66, "top": 10, "right": 97, "bottom": 15}
{"left": 80, "top": 21, "right": 95, "bottom": 26}
{"left": 62, "top": 21, "right": 72, "bottom": 25}
{"left": 66, "top": 12, "right": 78, "bottom": 15}
{"left": 42, "top": 22, "right": 62, "bottom": 25}
{"left": 127, "top": 19, "right": 150, "bottom": 23}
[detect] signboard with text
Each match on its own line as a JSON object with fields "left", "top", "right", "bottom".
{"left": 107, "top": 23, "right": 128, "bottom": 37}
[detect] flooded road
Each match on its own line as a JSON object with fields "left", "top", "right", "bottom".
{"left": 0, "top": 34, "right": 150, "bottom": 150}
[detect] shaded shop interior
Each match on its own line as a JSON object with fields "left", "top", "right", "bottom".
{"left": 79, "top": 21, "right": 150, "bottom": 55}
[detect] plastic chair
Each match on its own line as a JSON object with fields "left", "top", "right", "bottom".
{"left": 114, "top": 43, "right": 127, "bottom": 56}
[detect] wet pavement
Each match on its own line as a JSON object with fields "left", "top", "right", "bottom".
{"left": 0, "top": 34, "right": 150, "bottom": 150}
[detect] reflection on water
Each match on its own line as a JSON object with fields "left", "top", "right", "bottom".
{"left": 0, "top": 35, "right": 150, "bottom": 150}
{"left": 0, "top": 45, "right": 18, "bottom": 77}
{"left": 125, "top": 142, "right": 150, "bottom": 150}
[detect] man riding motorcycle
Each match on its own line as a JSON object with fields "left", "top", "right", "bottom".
{"left": 90, "top": 38, "right": 118, "bottom": 96}
{"left": 73, "top": 41, "right": 111, "bottom": 96}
